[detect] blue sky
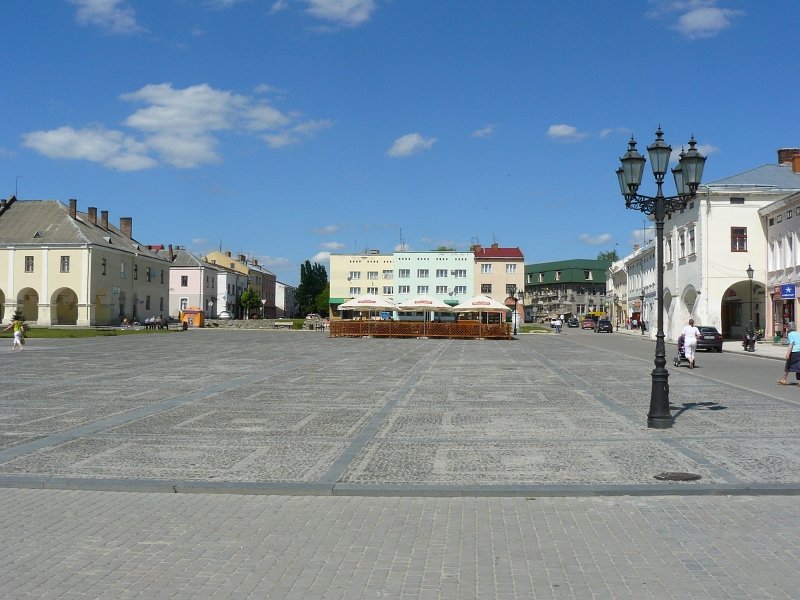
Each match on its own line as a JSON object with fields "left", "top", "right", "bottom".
{"left": 2, "top": 0, "right": 798, "bottom": 285}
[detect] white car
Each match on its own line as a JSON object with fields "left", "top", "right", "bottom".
{"left": 217, "top": 310, "right": 233, "bottom": 319}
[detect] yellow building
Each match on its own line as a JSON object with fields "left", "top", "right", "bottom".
{"left": 0, "top": 197, "right": 170, "bottom": 326}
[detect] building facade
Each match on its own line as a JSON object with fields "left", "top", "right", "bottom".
{"left": 0, "top": 197, "right": 170, "bottom": 326}
{"left": 329, "top": 250, "right": 394, "bottom": 317}
{"left": 393, "top": 251, "right": 474, "bottom": 307}
{"left": 523, "top": 259, "right": 611, "bottom": 322}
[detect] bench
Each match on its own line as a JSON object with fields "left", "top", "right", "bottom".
{"left": 96, "top": 326, "right": 117, "bottom": 336}
{"left": 274, "top": 321, "right": 294, "bottom": 329}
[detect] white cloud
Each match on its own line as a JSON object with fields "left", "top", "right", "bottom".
{"left": 321, "top": 241, "right": 345, "bottom": 250}
{"left": 599, "top": 127, "right": 629, "bottom": 139}
{"left": 387, "top": 133, "right": 437, "bottom": 157}
{"left": 22, "top": 126, "right": 156, "bottom": 171}
{"left": 23, "top": 82, "right": 328, "bottom": 171}
{"left": 471, "top": 124, "right": 495, "bottom": 138}
{"left": 264, "top": 118, "right": 334, "bottom": 148}
{"left": 579, "top": 233, "right": 613, "bottom": 246}
{"left": 547, "top": 124, "right": 589, "bottom": 142}
{"left": 256, "top": 255, "right": 291, "bottom": 268}
{"left": 313, "top": 224, "right": 340, "bottom": 234}
{"left": 271, "top": 0, "right": 290, "bottom": 13}
{"left": 647, "top": 1, "right": 742, "bottom": 39}
{"left": 312, "top": 251, "right": 331, "bottom": 262}
{"left": 304, "top": 0, "right": 376, "bottom": 27}
{"left": 70, "top": 0, "right": 141, "bottom": 34}
{"left": 394, "top": 243, "right": 411, "bottom": 251}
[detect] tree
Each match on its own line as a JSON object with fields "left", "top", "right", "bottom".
{"left": 434, "top": 246, "right": 456, "bottom": 251}
{"left": 239, "top": 288, "right": 261, "bottom": 319}
{"left": 597, "top": 249, "right": 619, "bottom": 262}
{"left": 297, "top": 260, "right": 329, "bottom": 316}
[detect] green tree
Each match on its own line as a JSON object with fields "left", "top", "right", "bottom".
{"left": 239, "top": 287, "right": 261, "bottom": 319}
{"left": 297, "top": 260, "right": 329, "bottom": 316}
{"left": 434, "top": 246, "right": 456, "bottom": 251}
{"left": 597, "top": 249, "right": 619, "bottom": 262}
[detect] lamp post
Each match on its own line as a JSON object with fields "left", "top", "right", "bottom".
{"left": 617, "top": 127, "right": 707, "bottom": 429}
{"left": 515, "top": 288, "right": 525, "bottom": 335}
{"left": 640, "top": 292, "right": 645, "bottom": 335}
{"left": 613, "top": 294, "right": 619, "bottom": 328}
{"left": 746, "top": 264, "right": 754, "bottom": 325}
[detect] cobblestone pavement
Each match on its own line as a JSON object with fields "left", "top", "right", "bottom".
{"left": 1, "top": 331, "right": 798, "bottom": 598}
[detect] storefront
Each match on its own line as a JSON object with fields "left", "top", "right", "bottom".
{"left": 772, "top": 284, "right": 796, "bottom": 338}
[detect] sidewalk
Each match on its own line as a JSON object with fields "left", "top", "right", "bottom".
{"left": 615, "top": 325, "right": 787, "bottom": 360}
{"left": 0, "top": 332, "right": 798, "bottom": 599}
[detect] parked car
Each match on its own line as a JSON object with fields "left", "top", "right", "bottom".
{"left": 595, "top": 319, "right": 613, "bottom": 333}
{"left": 217, "top": 310, "right": 233, "bottom": 320}
{"left": 581, "top": 319, "right": 595, "bottom": 330}
{"left": 567, "top": 317, "right": 579, "bottom": 328}
{"left": 696, "top": 325, "right": 723, "bottom": 352}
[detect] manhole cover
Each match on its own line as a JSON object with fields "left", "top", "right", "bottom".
{"left": 654, "top": 472, "right": 702, "bottom": 481}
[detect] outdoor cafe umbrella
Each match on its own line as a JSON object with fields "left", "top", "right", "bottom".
{"left": 451, "top": 294, "right": 511, "bottom": 314}
{"left": 396, "top": 294, "right": 453, "bottom": 313}
{"left": 338, "top": 293, "right": 399, "bottom": 312}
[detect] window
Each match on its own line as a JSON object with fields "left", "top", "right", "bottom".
{"left": 383, "top": 270, "right": 392, "bottom": 279}
{"left": 180, "top": 298, "right": 188, "bottom": 310}
{"left": 181, "top": 276, "right": 189, "bottom": 287}
{"left": 452, "top": 269, "right": 466, "bottom": 278}
{"left": 417, "top": 269, "right": 429, "bottom": 278}
{"left": 679, "top": 230, "right": 686, "bottom": 258}
{"left": 481, "top": 283, "right": 492, "bottom": 293}
{"left": 583, "top": 270, "right": 592, "bottom": 280}
{"left": 454, "top": 286, "right": 467, "bottom": 295}
{"left": 146, "top": 267, "right": 152, "bottom": 282}
{"left": 436, "top": 286, "right": 448, "bottom": 294}
{"left": 436, "top": 269, "right": 448, "bottom": 277}
{"left": 367, "top": 271, "right": 378, "bottom": 280}
{"left": 159, "top": 298, "right": 164, "bottom": 311}
{"left": 789, "top": 210, "right": 793, "bottom": 220}
{"left": 101, "top": 258, "right": 107, "bottom": 275}
{"left": 60, "top": 256, "right": 70, "bottom": 273}
{"left": 145, "top": 295, "right": 151, "bottom": 310}
{"left": 398, "top": 269, "right": 410, "bottom": 278}
{"left": 730, "top": 197, "right": 745, "bottom": 204}
{"left": 367, "top": 287, "right": 378, "bottom": 294}
{"left": 777, "top": 214, "right": 783, "bottom": 223}
{"left": 538, "top": 273, "right": 544, "bottom": 282}
{"left": 731, "top": 227, "right": 747, "bottom": 252}
{"left": 506, "top": 264, "right": 517, "bottom": 274}
{"left": 161, "top": 269, "right": 164, "bottom": 284}
{"left": 24, "top": 256, "right": 34, "bottom": 273}
{"left": 133, "top": 264, "right": 138, "bottom": 280}
{"left": 120, "top": 262, "right": 126, "bottom": 278}
{"left": 398, "top": 285, "right": 410, "bottom": 294}
{"left": 349, "top": 287, "right": 361, "bottom": 295}
{"left": 666, "top": 239, "right": 673, "bottom": 263}
{"left": 383, "top": 286, "right": 393, "bottom": 295}
{"left": 480, "top": 264, "right": 492, "bottom": 274}
{"left": 555, "top": 271, "right": 561, "bottom": 281}
{"left": 688, "top": 228, "right": 696, "bottom": 255}
{"left": 417, "top": 285, "right": 429, "bottom": 294}
{"left": 796, "top": 207, "right": 800, "bottom": 216}
{"left": 348, "top": 271, "right": 360, "bottom": 280}
{"left": 506, "top": 284, "right": 517, "bottom": 295}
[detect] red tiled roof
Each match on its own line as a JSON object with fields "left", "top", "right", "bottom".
{"left": 473, "top": 246, "right": 524, "bottom": 259}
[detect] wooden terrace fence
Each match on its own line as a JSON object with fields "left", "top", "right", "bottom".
{"left": 329, "top": 320, "right": 511, "bottom": 339}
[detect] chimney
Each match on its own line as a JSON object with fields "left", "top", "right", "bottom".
{"left": 69, "top": 198, "right": 77, "bottom": 218}
{"left": 101, "top": 210, "right": 108, "bottom": 229}
{"left": 793, "top": 155, "right": 800, "bottom": 174}
{"left": 226, "top": 251, "right": 232, "bottom": 257}
{"left": 252, "top": 259, "right": 258, "bottom": 266}
{"left": 120, "top": 217, "right": 133, "bottom": 239}
{"left": 633, "top": 244, "right": 640, "bottom": 252}
{"left": 471, "top": 243, "right": 482, "bottom": 253}
{"left": 491, "top": 242, "right": 499, "bottom": 249}
{"left": 778, "top": 148, "right": 800, "bottom": 165}
{"left": 168, "top": 244, "right": 174, "bottom": 261}
{"left": 238, "top": 254, "right": 246, "bottom": 262}
{"left": 88, "top": 207, "right": 97, "bottom": 225}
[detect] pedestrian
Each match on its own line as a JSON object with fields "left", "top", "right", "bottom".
{"left": 3, "top": 317, "right": 25, "bottom": 352}
{"left": 778, "top": 322, "right": 800, "bottom": 385}
{"left": 681, "top": 318, "right": 701, "bottom": 369}
{"left": 554, "top": 317, "right": 562, "bottom": 334}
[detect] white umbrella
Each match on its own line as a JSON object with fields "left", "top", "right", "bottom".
{"left": 452, "top": 295, "right": 511, "bottom": 313}
{"left": 338, "top": 293, "right": 399, "bottom": 312}
{"left": 396, "top": 294, "right": 453, "bottom": 312}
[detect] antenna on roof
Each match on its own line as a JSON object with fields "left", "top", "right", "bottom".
{"left": 219, "top": 239, "right": 222, "bottom": 252}
{"left": 399, "top": 227, "right": 405, "bottom": 251}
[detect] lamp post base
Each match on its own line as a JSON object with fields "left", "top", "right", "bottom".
{"left": 647, "top": 367, "right": 673, "bottom": 429}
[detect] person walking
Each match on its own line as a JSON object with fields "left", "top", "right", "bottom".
{"left": 3, "top": 318, "right": 25, "bottom": 352}
{"left": 554, "top": 317, "right": 562, "bottom": 334}
{"left": 681, "top": 318, "right": 701, "bottom": 369}
{"left": 778, "top": 322, "right": 800, "bottom": 385}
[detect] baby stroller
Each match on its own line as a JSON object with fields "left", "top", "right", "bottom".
{"left": 673, "top": 334, "right": 690, "bottom": 367}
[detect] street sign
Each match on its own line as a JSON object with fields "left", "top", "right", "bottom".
{"left": 781, "top": 284, "right": 796, "bottom": 299}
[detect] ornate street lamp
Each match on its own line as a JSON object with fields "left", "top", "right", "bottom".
{"left": 617, "top": 127, "right": 707, "bottom": 429}
{"left": 515, "top": 287, "right": 525, "bottom": 335}
{"left": 613, "top": 294, "right": 619, "bottom": 327}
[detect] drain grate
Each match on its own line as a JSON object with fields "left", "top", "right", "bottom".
{"left": 653, "top": 471, "right": 702, "bottom": 481}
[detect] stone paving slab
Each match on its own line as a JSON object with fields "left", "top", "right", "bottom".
{"left": 1, "top": 489, "right": 798, "bottom": 599}
{"left": 0, "top": 331, "right": 798, "bottom": 493}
